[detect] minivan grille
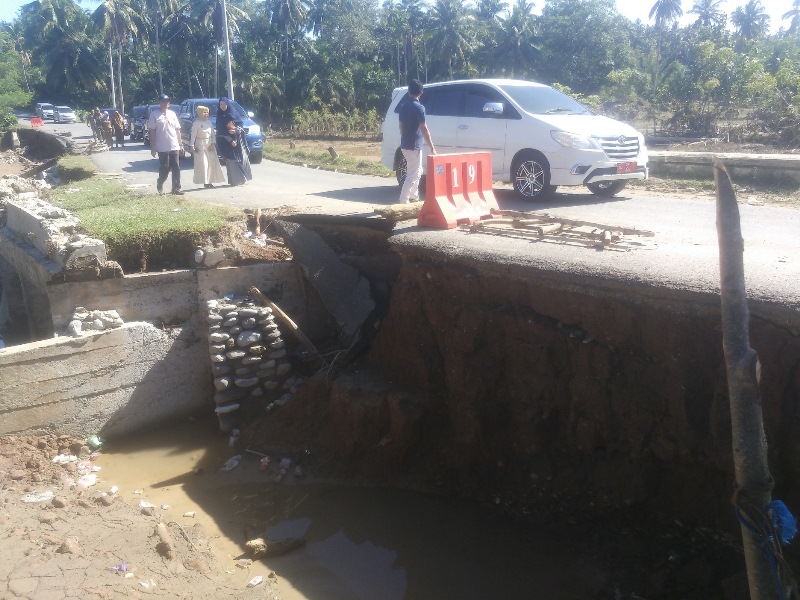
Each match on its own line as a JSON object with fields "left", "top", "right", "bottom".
{"left": 596, "top": 136, "right": 639, "bottom": 160}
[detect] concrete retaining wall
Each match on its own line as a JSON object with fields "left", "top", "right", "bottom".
{"left": 0, "top": 322, "right": 207, "bottom": 438}
{"left": 649, "top": 150, "right": 800, "bottom": 185}
{"left": 0, "top": 261, "right": 322, "bottom": 438}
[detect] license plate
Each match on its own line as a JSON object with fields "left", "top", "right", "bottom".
{"left": 616, "top": 161, "right": 637, "bottom": 174}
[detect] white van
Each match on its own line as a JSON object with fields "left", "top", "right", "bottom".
{"left": 380, "top": 79, "right": 648, "bottom": 201}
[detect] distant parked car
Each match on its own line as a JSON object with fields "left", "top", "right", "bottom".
{"left": 142, "top": 104, "right": 178, "bottom": 147}
{"left": 130, "top": 105, "right": 148, "bottom": 141}
{"left": 35, "top": 103, "right": 54, "bottom": 120}
{"left": 53, "top": 106, "right": 77, "bottom": 124}
{"left": 176, "top": 98, "right": 264, "bottom": 163}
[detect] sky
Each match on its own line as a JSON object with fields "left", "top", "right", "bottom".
{"left": 0, "top": 0, "right": 793, "bottom": 33}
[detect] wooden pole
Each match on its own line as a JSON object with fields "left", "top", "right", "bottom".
{"left": 248, "top": 286, "right": 325, "bottom": 367}
{"left": 715, "top": 158, "right": 778, "bottom": 600}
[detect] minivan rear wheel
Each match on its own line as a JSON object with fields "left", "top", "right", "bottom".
{"left": 513, "top": 151, "right": 553, "bottom": 201}
{"left": 395, "top": 153, "right": 426, "bottom": 197}
{"left": 395, "top": 153, "right": 407, "bottom": 186}
{"left": 586, "top": 180, "right": 628, "bottom": 197}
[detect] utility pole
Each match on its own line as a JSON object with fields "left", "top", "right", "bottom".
{"left": 109, "top": 44, "right": 116, "bottom": 107}
{"left": 221, "top": 0, "right": 234, "bottom": 101}
{"left": 156, "top": 7, "right": 163, "bottom": 95}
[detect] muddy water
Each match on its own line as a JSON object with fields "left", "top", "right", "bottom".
{"left": 97, "top": 416, "right": 608, "bottom": 599}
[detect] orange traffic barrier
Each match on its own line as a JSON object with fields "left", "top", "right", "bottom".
{"left": 417, "top": 152, "right": 498, "bottom": 229}
{"left": 30, "top": 117, "right": 44, "bottom": 127}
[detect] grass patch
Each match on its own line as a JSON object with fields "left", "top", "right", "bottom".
{"left": 262, "top": 142, "right": 393, "bottom": 178}
{"left": 50, "top": 155, "right": 240, "bottom": 272}
{"left": 57, "top": 154, "right": 98, "bottom": 183}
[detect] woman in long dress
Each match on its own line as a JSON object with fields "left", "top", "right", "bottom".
{"left": 112, "top": 111, "right": 125, "bottom": 148}
{"left": 215, "top": 97, "right": 252, "bottom": 186}
{"left": 189, "top": 105, "right": 226, "bottom": 188}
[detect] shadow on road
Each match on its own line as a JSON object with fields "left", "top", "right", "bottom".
{"left": 309, "top": 185, "right": 398, "bottom": 206}
{"left": 494, "top": 188, "right": 631, "bottom": 213}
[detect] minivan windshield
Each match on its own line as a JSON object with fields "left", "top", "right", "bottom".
{"left": 499, "top": 85, "right": 590, "bottom": 116}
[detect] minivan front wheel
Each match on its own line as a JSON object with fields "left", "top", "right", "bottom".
{"left": 513, "top": 152, "right": 553, "bottom": 201}
{"left": 586, "top": 180, "right": 628, "bottom": 197}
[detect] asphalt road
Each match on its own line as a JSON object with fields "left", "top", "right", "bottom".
{"left": 38, "top": 119, "right": 800, "bottom": 305}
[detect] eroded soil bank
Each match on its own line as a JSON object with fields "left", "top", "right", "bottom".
{"left": 234, "top": 229, "right": 800, "bottom": 599}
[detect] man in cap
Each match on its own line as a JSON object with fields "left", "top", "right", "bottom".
{"left": 398, "top": 79, "right": 436, "bottom": 203}
{"left": 147, "top": 94, "right": 184, "bottom": 195}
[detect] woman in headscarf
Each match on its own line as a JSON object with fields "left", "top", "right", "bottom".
{"left": 101, "top": 111, "right": 114, "bottom": 147}
{"left": 215, "top": 97, "right": 252, "bottom": 186}
{"left": 112, "top": 111, "right": 125, "bottom": 148}
{"left": 190, "top": 105, "right": 226, "bottom": 188}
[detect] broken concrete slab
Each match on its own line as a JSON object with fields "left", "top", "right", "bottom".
{"left": 272, "top": 220, "right": 375, "bottom": 345}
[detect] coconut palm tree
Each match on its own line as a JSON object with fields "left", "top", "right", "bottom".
{"left": 492, "top": 0, "right": 539, "bottom": 78}
{"left": 731, "top": 0, "right": 769, "bottom": 40}
{"left": 783, "top": 0, "right": 800, "bottom": 33}
{"left": 648, "top": 0, "right": 683, "bottom": 28}
{"left": 688, "top": 0, "right": 724, "bottom": 28}
{"left": 92, "top": 0, "right": 142, "bottom": 113}
{"left": 426, "top": 0, "right": 476, "bottom": 79}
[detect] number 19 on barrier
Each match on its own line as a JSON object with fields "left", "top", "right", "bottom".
{"left": 451, "top": 163, "right": 476, "bottom": 189}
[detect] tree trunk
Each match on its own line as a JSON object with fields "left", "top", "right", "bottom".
{"left": 715, "top": 158, "right": 780, "bottom": 600}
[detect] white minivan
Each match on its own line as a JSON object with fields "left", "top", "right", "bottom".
{"left": 381, "top": 79, "right": 648, "bottom": 201}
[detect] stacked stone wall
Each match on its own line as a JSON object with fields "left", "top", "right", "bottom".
{"left": 207, "top": 297, "right": 299, "bottom": 432}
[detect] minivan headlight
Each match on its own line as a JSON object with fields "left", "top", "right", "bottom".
{"left": 550, "top": 130, "right": 597, "bottom": 150}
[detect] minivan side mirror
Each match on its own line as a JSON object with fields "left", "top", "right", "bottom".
{"left": 483, "top": 102, "right": 504, "bottom": 115}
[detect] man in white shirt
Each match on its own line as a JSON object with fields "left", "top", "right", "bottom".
{"left": 148, "top": 94, "right": 184, "bottom": 195}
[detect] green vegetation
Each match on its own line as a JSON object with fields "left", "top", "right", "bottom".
{"left": 2, "top": 0, "right": 798, "bottom": 146}
{"left": 262, "top": 142, "right": 392, "bottom": 177}
{"left": 49, "top": 155, "right": 239, "bottom": 271}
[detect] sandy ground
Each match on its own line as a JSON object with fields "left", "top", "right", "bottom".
{"left": 0, "top": 433, "right": 285, "bottom": 600}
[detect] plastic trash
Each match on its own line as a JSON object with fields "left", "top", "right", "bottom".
{"left": 21, "top": 490, "right": 55, "bottom": 503}
{"left": 52, "top": 454, "right": 78, "bottom": 464}
{"left": 183, "top": 511, "right": 196, "bottom": 518}
{"left": 160, "top": 504, "right": 170, "bottom": 510}
{"left": 109, "top": 562, "right": 128, "bottom": 574}
{"left": 259, "top": 456, "right": 271, "bottom": 472}
{"left": 77, "top": 473, "right": 98, "bottom": 490}
{"left": 109, "top": 485, "right": 119, "bottom": 495}
{"left": 247, "top": 576, "right": 263, "bottom": 588}
{"left": 86, "top": 434, "right": 103, "bottom": 449}
{"left": 222, "top": 455, "right": 241, "bottom": 471}
{"left": 138, "top": 500, "right": 156, "bottom": 509}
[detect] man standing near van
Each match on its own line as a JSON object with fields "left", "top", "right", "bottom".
{"left": 148, "top": 94, "right": 184, "bottom": 195}
{"left": 398, "top": 79, "right": 436, "bottom": 203}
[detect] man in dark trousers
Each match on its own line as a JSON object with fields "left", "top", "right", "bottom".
{"left": 147, "top": 94, "right": 184, "bottom": 195}
{"left": 398, "top": 79, "right": 436, "bottom": 203}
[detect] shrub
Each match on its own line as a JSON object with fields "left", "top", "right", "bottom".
{"left": 0, "top": 109, "right": 17, "bottom": 131}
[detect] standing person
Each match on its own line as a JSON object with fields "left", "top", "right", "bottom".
{"left": 147, "top": 94, "right": 184, "bottom": 195}
{"left": 189, "top": 105, "right": 225, "bottom": 188}
{"left": 87, "top": 109, "right": 99, "bottom": 141}
{"left": 215, "top": 97, "right": 252, "bottom": 186}
{"left": 111, "top": 111, "right": 125, "bottom": 148}
{"left": 101, "top": 110, "right": 114, "bottom": 147}
{"left": 398, "top": 79, "right": 436, "bottom": 203}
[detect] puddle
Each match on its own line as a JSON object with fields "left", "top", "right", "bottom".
{"left": 97, "top": 417, "right": 608, "bottom": 599}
